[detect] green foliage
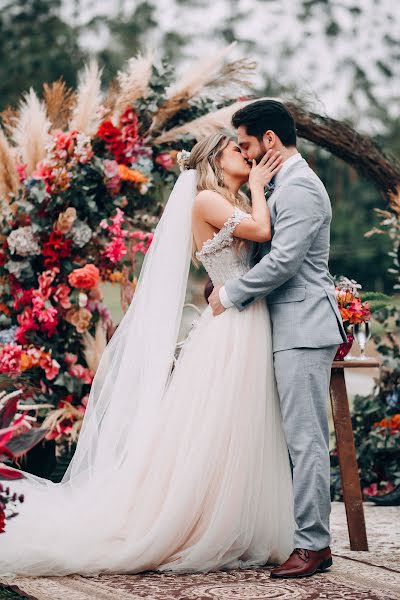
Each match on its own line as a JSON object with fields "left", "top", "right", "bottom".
{"left": 361, "top": 291, "right": 395, "bottom": 313}
{"left": 0, "top": 0, "right": 83, "bottom": 109}
{"left": 0, "top": 587, "right": 22, "bottom": 599}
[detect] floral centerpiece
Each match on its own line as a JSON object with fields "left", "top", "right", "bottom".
{"left": 334, "top": 276, "right": 371, "bottom": 360}
{"left": 0, "top": 49, "right": 254, "bottom": 468}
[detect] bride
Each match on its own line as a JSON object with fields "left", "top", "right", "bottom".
{"left": 0, "top": 133, "right": 294, "bottom": 577}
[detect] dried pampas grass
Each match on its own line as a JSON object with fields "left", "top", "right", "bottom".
{"left": 0, "top": 106, "right": 18, "bottom": 135}
{"left": 114, "top": 51, "right": 153, "bottom": 119}
{"left": 150, "top": 43, "right": 255, "bottom": 132}
{"left": 81, "top": 318, "right": 108, "bottom": 375}
{"left": 0, "top": 127, "right": 20, "bottom": 202}
{"left": 151, "top": 100, "right": 250, "bottom": 144}
{"left": 10, "top": 88, "right": 51, "bottom": 175}
{"left": 69, "top": 60, "right": 103, "bottom": 135}
{"left": 43, "top": 79, "right": 75, "bottom": 131}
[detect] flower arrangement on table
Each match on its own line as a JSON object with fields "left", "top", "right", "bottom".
{"left": 0, "top": 49, "right": 254, "bottom": 461}
{"left": 330, "top": 279, "right": 397, "bottom": 500}
{"left": 334, "top": 276, "right": 371, "bottom": 360}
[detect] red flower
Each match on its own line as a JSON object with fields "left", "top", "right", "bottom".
{"left": 0, "top": 510, "right": 5, "bottom": 533}
{"left": 15, "top": 307, "right": 39, "bottom": 344}
{"left": 42, "top": 230, "right": 72, "bottom": 266}
{"left": 97, "top": 108, "right": 143, "bottom": 165}
{"left": 13, "top": 288, "right": 34, "bottom": 311}
{"left": 97, "top": 120, "right": 121, "bottom": 144}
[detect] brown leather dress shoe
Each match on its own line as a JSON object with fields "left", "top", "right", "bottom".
{"left": 270, "top": 547, "right": 332, "bottom": 578}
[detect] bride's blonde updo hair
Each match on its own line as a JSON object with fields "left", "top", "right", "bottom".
{"left": 183, "top": 133, "right": 251, "bottom": 265}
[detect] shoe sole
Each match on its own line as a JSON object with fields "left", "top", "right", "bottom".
{"left": 270, "top": 557, "right": 333, "bottom": 579}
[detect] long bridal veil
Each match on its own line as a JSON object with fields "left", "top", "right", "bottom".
{"left": 0, "top": 169, "right": 198, "bottom": 574}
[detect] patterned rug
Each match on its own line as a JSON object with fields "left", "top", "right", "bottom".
{"left": 1, "top": 502, "right": 399, "bottom": 600}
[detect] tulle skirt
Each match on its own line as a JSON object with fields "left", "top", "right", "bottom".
{"left": 0, "top": 299, "right": 294, "bottom": 576}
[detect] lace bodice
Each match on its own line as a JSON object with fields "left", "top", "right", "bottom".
{"left": 195, "top": 207, "right": 254, "bottom": 286}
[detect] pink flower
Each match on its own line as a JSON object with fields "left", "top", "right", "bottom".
{"left": 104, "top": 238, "right": 127, "bottom": 263}
{"left": 0, "top": 343, "right": 22, "bottom": 373}
{"left": 81, "top": 394, "right": 90, "bottom": 407}
{"left": 69, "top": 364, "right": 93, "bottom": 384}
{"left": 64, "top": 353, "right": 78, "bottom": 366}
{"left": 103, "top": 159, "right": 121, "bottom": 194}
{"left": 39, "top": 355, "right": 60, "bottom": 380}
{"left": 16, "top": 163, "right": 28, "bottom": 182}
{"left": 38, "top": 268, "right": 59, "bottom": 298}
{"left": 53, "top": 284, "right": 71, "bottom": 309}
{"left": 155, "top": 153, "right": 176, "bottom": 170}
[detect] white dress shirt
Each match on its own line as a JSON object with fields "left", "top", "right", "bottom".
{"left": 219, "top": 152, "right": 302, "bottom": 309}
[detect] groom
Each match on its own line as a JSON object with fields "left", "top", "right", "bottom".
{"left": 209, "top": 100, "right": 347, "bottom": 578}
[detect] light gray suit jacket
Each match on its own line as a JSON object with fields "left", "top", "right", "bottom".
{"left": 224, "top": 157, "right": 347, "bottom": 352}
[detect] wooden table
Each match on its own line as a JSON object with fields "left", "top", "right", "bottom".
{"left": 330, "top": 358, "right": 380, "bottom": 551}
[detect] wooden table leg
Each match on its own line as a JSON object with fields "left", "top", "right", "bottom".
{"left": 330, "top": 368, "right": 369, "bottom": 551}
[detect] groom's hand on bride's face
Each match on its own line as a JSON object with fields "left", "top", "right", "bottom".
{"left": 209, "top": 286, "right": 226, "bottom": 316}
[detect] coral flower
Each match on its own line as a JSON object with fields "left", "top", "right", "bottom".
{"left": 68, "top": 264, "right": 100, "bottom": 289}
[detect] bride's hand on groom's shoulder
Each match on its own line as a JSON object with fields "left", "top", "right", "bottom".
{"left": 209, "top": 285, "right": 226, "bottom": 316}
{"left": 249, "top": 150, "right": 283, "bottom": 191}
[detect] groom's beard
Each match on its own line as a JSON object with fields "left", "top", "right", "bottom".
{"left": 256, "top": 140, "right": 268, "bottom": 163}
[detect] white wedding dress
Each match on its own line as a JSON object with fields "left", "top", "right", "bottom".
{"left": 0, "top": 184, "right": 294, "bottom": 576}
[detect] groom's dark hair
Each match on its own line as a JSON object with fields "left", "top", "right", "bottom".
{"left": 232, "top": 100, "right": 297, "bottom": 146}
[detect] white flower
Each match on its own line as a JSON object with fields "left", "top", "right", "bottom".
{"left": 78, "top": 292, "right": 88, "bottom": 308}
{"left": 5, "top": 259, "right": 33, "bottom": 278}
{"left": 177, "top": 149, "right": 191, "bottom": 172}
{"left": 7, "top": 226, "right": 41, "bottom": 256}
{"left": 70, "top": 221, "right": 92, "bottom": 248}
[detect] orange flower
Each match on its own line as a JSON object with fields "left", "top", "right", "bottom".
{"left": 374, "top": 413, "right": 400, "bottom": 433}
{"left": 108, "top": 271, "right": 123, "bottom": 283}
{"left": 118, "top": 164, "right": 148, "bottom": 184}
{"left": 68, "top": 264, "right": 100, "bottom": 289}
{"left": 0, "top": 302, "right": 11, "bottom": 316}
{"left": 20, "top": 353, "right": 34, "bottom": 371}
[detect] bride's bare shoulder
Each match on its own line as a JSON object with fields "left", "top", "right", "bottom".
{"left": 193, "top": 190, "right": 228, "bottom": 215}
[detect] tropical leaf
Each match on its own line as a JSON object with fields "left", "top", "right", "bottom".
{"left": 0, "top": 463, "right": 23, "bottom": 480}
{"left": 5, "top": 427, "right": 49, "bottom": 458}
{"left": 0, "top": 390, "right": 22, "bottom": 428}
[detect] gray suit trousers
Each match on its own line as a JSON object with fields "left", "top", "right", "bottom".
{"left": 273, "top": 344, "right": 338, "bottom": 551}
